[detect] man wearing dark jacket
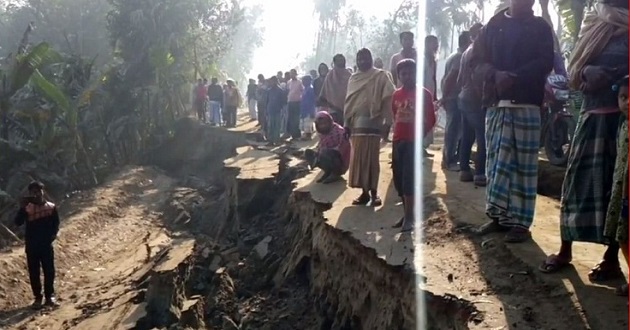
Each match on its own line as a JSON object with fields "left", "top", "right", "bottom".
{"left": 207, "top": 78, "right": 224, "bottom": 126}
{"left": 470, "top": 0, "right": 554, "bottom": 243}
{"left": 15, "top": 181, "right": 60, "bottom": 309}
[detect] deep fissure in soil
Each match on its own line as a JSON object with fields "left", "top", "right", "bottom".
{"left": 125, "top": 120, "right": 479, "bottom": 330}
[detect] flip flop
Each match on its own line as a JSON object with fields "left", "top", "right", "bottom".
{"left": 588, "top": 261, "right": 624, "bottom": 282}
{"left": 392, "top": 217, "right": 404, "bottom": 228}
{"left": 539, "top": 254, "right": 572, "bottom": 274}
{"left": 367, "top": 197, "right": 382, "bottom": 207}
{"left": 352, "top": 194, "right": 370, "bottom": 205}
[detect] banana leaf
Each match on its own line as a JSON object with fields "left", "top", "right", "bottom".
{"left": 6, "top": 43, "right": 63, "bottom": 97}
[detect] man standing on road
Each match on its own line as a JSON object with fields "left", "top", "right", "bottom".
{"left": 457, "top": 24, "right": 487, "bottom": 186}
{"left": 286, "top": 69, "right": 304, "bottom": 140}
{"left": 207, "top": 78, "right": 224, "bottom": 126}
{"left": 422, "top": 35, "right": 440, "bottom": 158}
{"left": 193, "top": 79, "right": 207, "bottom": 123}
{"left": 313, "top": 63, "right": 329, "bottom": 112}
{"left": 344, "top": 48, "right": 396, "bottom": 207}
{"left": 265, "top": 76, "right": 287, "bottom": 145}
{"left": 387, "top": 33, "right": 419, "bottom": 144}
{"left": 15, "top": 181, "right": 60, "bottom": 309}
{"left": 470, "top": 0, "right": 554, "bottom": 243}
{"left": 320, "top": 54, "right": 352, "bottom": 125}
{"left": 389, "top": 31, "right": 418, "bottom": 87}
{"left": 246, "top": 78, "right": 258, "bottom": 122}
{"left": 223, "top": 80, "right": 242, "bottom": 128}
{"left": 256, "top": 74, "right": 268, "bottom": 133}
{"left": 440, "top": 32, "right": 471, "bottom": 171}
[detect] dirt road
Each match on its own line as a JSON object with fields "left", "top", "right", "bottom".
{"left": 0, "top": 117, "right": 625, "bottom": 330}
{"left": 0, "top": 167, "right": 175, "bottom": 329}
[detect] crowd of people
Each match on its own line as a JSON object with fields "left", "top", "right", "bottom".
{"left": 11, "top": 0, "right": 627, "bottom": 313}
{"left": 193, "top": 78, "right": 243, "bottom": 128}
{"left": 242, "top": 31, "right": 435, "bottom": 233}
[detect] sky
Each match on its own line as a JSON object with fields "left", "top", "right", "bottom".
{"left": 244, "top": 0, "right": 401, "bottom": 78}
{"left": 245, "top": 0, "right": 559, "bottom": 77}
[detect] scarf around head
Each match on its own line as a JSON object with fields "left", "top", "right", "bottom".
{"left": 568, "top": 2, "right": 628, "bottom": 89}
{"left": 316, "top": 111, "right": 346, "bottom": 149}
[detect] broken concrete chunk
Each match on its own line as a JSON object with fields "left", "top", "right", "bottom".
{"left": 253, "top": 236, "right": 272, "bottom": 259}
{"left": 209, "top": 256, "right": 222, "bottom": 272}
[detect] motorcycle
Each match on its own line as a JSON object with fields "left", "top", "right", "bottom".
{"left": 540, "top": 74, "right": 576, "bottom": 167}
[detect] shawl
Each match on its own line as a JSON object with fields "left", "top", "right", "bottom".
{"left": 320, "top": 67, "right": 351, "bottom": 112}
{"left": 344, "top": 68, "right": 396, "bottom": 121}
{"left": 568, "top": 2, "right": 628, "bottom": 89}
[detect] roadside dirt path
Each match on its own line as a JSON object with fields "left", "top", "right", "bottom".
{"left": 423, "top": 144, "right": 628, "bottom": 330}
{"left": 0, "top": 167, "right": 175, "bottom": 330}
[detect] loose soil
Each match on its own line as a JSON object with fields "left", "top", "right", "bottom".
{"left": 0, "top": 119, "right": 619, "bottom": 330}
{"left": 423, "top": 133, "right": 627, "bottom": 330}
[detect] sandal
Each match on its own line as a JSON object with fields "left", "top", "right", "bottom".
{"left": 392, "top": 217, "right": 404, "bottom": 228}
{"left": 615, "top": 284, "right": 629, "bottom": 296}
{"left": 475, "top": 220, "right": 509, "bottom": 236}
{"left": 588, "top": 261, "right": 624, "bottom": 282}
{"left": 367, "top": 196, "right": 382, "bottom": 207}
{"left": 352, "top": 193, "right": 370, "bottom": 205}
{"left": 539, "top": 254, "right": 572, "bottom": 273}
{"left": 504, "top": 228, "right": 531, "bottom": 243}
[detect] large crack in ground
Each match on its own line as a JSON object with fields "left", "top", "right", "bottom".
{"left": 0, "top": 118, "right": 478, "bottom": 329}
{"left": 130, "top": 120, "right": 479, "bottom": 329}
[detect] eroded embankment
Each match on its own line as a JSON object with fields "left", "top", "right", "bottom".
{"left": 130, "top": 119, "right": 477, "bottom": 330}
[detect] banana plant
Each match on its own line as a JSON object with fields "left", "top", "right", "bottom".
{"left": 555, "top": 0, "right": 590, "bottom": 48}
{"left": 30, "top": 67, "right": 99, "bottom": 185}
{"left": 0, "top": 40, "right": 62, "bottom": 139}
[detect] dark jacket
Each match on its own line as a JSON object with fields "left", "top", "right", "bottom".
{"left": 15, "top": 202, "right": 60, "bottom": 246}
{"left": 469, "top": 10, "right": 554, "bottom": 107}
{"left": 257, "top": 84, "right": 269, "bottom": 109}
{"left": 266, "top": 85, "right": 286, "bottom": 115}
{"left": 313, "top": 76, "right": 325, "bottom": 106}
{"left": 246, "top": 83, "right": 257, "bottom": 101}
{"left": 207, "top": 84, "right": 224, "bottom": 103}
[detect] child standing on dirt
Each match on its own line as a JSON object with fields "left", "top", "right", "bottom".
{"left": 14, "top": 181, "right": 60, "bottom": 309}
{"left": 604, "top": 75, "right": 629, "bottom": 296}
{"left": 391, "top": 59, "right": 435, "bottom": 232}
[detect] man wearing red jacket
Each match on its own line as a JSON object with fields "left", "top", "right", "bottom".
{"left": 391, "top": 59, "right": 436, "bottom": 232}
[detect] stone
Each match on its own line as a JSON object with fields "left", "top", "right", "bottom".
{"left": 209, "top": 256, "right": 222, "bottom": 272}
{"left": 253, "top": 236, "right": 272, "bottom": 259}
